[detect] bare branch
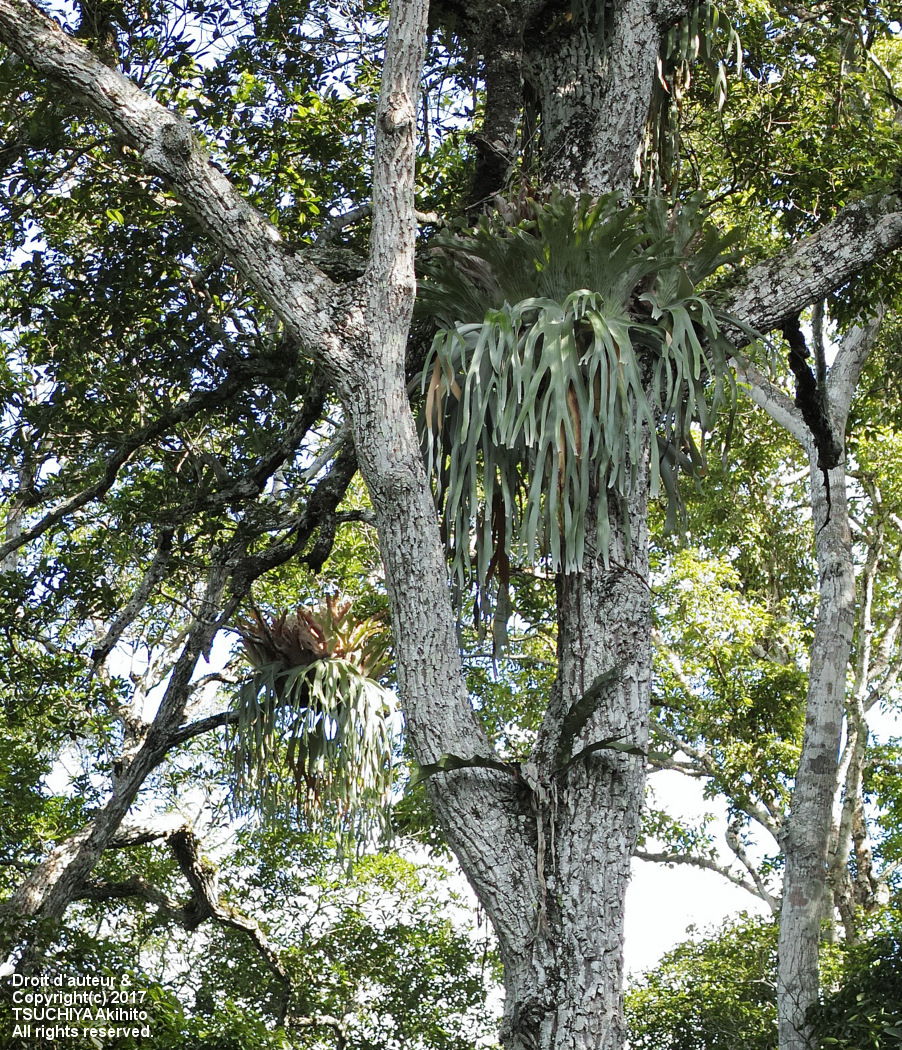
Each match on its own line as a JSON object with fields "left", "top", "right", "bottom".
{"left": 76, "top": 877, "right": 183, "bottom": 917}
{"left": 827, "top": 310, "right": 886, "bottom": 426}
{"left": 732, "top": 358, "right": 808, "bottom": 445}
{"left": 108, "top": 821, "right": 183, "bottom": 849}
{"left": 318, "top": 203, "right": 373, "bottom": 243}
{"left": 727, "top": 192, "right": 902, "bottom": 335}
{"left": 91, "top": 530, "right": 174, "bottom": 668}
{"left": 167, "top": 828, "right": 292, "bottom": 1022}
{"left": 634, "top": 849, "right": 774, "bottom": 908}
{"left": 167, "top": 710, "right": 238, "bottom": 748}
{"left": 288, "top": 1012, "right": 350, "bottom": 1050}
{"left": 725, "top": 823, "right": 781, "bottom": 914}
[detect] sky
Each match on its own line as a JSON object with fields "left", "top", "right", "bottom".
{"left": 624, "top": 701, "right": 902, "bottom": 976}
{"left": 624, "top": 770, "right": 770, "bottom": 976}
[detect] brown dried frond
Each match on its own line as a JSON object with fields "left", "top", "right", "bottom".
{"left": 237, "top": 600, "right": 392, "bottom": 681}
{"left": 236, "top": 607, "right": 331, "bottom": 670}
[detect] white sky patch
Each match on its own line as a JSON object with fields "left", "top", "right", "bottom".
{"left": 625, "top": 771, "right": 771, "bottom": 976}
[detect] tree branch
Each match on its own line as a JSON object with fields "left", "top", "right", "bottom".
{"left": 167, "top": 710, "right": 238, "bottom": 748}
{"left": 732, "top": 357, "right": 808, "bottom": 445}
{"left": 634, "top": 849, "right": 772, "bottom": 906}
{"left": 78, "top": 827, "right": 293, "bottom": 1023}
{"left": 90, "top": 529, "right": 173, "bottom": 667}
{"left": 725, "top": 822, "right": 780, "bottom": 914}
{"left": 727, "top": 191, "right": 902, "bottom": 335}
{"left": 0, "top": 0, "right": 358, "bottom": 370}
{"left": 782, "top": 313, "right": 843, "bottom": 471}
{"left": 76, "top": 877, "right": 183, "bottom": 918}
{"left": 366, "top": 0, "right": 426, "bottom": 291}
{"left": 651, "top": 720, "right": 784, "bottom": 836}
{"left": 107, "top": 821, "right": 183, "bottom": 849}
{"left": 827, "top": 310, "right": 886, "bottom": 424}
{"left": 0, "top": 364, "right": 256, "bottom": 565}
{"left": 166, "top": 828, "right": 292, "bottom": 1021}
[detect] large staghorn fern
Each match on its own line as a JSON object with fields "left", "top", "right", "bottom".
{"left": 418, "top": 192, "right": 743, "bottom": 635}
{"left": 231, "top": 598, "right": 396, "bottom": 847}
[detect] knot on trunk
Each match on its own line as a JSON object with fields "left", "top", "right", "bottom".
{"left": 379, "top": 91, "right": 414, "bottom": 133}
{"left": 142, "top": 118, "right": 195, "bottom": 175}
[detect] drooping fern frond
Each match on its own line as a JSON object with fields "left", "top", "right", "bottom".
{"left": 417, "top": 192, "right": 744, "bottom": 633}
{"left": 230, "top": 601, "right": 395, "bottom": 850}
{"left": 643, "top": 2, "right": 743, "bottom": 192}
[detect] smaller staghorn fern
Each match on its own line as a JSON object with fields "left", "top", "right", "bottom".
{"left": 418, "top": 192, "right": 745, "bottom": 636}
{"left": 231, "top": 598, "right": 395, "bottom": 848}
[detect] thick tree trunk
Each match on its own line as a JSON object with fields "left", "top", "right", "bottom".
{"left": 506, "top": 483, "right": 652, "bottom": 1050}
{"left": 470, "top": 10, "right": 525, "bottom": 209}
{"left": 524, "top": 0, "right": 666, "bottom": 194}
{"left": 346, "top": 320, "right": 651, "bottom": 1050}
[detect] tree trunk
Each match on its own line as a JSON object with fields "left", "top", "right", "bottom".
{"left": 524, "top": 0, "right": 665, "bottom": 194}
{"left": 777, "top": 452, "right": 856, "bottom": 1050}
{"left": 347, "top": 307, "right": 652, "bottom": 1047}
{"left": 504, "top": 483, "right": 652, "bottom": 1050}
{"left": 772, "top": 318, "right": 879, "bottom": 1050}
{"left": 470, "top": 9, "right": 525, "bottom": 209}
{"left": 737, "top": 317, "right": 879, "bottom": 1050}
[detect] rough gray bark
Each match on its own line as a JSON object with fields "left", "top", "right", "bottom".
{"left": 524, "top": 484, "right": 651, "bottom": 1049}
{"left": 742, "top": 316, "right": 881, "bottom": 1050}
{"left": 523, "top": 0, "right": 688, "bottom": 193}
{"left": 470, "top": 6, "right": 527, "bottom": 208}
{"left": 777, "top": 451, "right": 856, "bottom": 1050}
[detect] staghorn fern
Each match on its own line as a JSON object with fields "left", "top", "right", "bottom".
{"left": 231, "top": 600, "right": 395, "bottom": 848}
{"left": 418, "top": 192, "right": 744, "bottom": 637}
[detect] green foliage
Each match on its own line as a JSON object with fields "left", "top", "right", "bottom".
{"left": 419, "top": 191, "right": 742, "bottom": 627}
{"left": 3, "top": 0, "right": 902, "bottom": 1045}
{"left": 462, "top": 620, "right": 554, "bottom": 754}
{"left": 653, "top": 545, "right": 807, "bottom": 816}
{"left": 676, "top": 0, "right": 902, "bottom": 261}
{"left": 644, "top": 2, "right": 744, "bottom": 189}
{"left": 232, "top": 603, "right": 396, "bottom": 845}
{"left": 864, "top": 737, "right": 902, "bottom": 894}
{"left": 646, "top": 392, "right": 815, "bottom": 862}
{"left": 627, "top": 918, "right": 902, "bottom": 1050}
{"left": 808, "top": 933, "right": 902, "bottom": 1050}
{"left": 626, "top": 916, "right": 778, "bottom": 1050}
{"left": 0, "top": 842, "right": 497, "bottom": 1050}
